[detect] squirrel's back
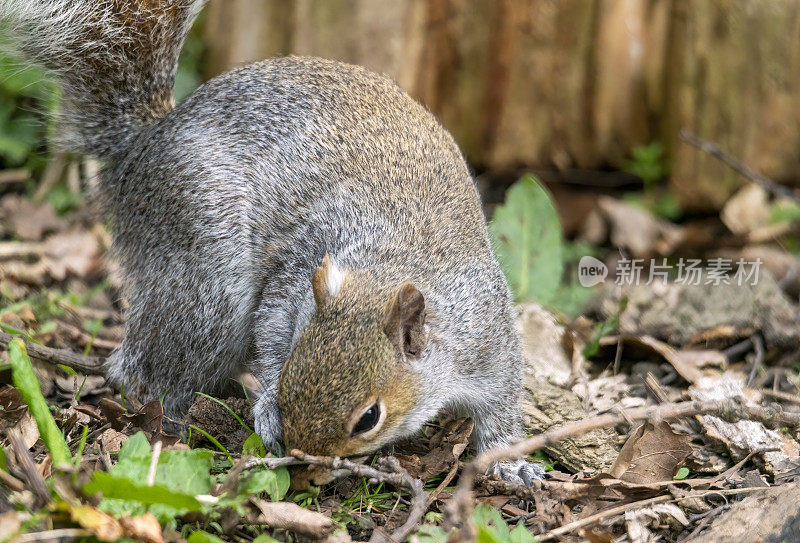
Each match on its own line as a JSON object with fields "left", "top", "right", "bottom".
{"left": 110, "top": 56, "right": 492, "bottom": 279}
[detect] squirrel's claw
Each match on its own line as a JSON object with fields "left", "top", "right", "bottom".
{"left": 492, "top": 459, "right": 545, "bottom": 486}
{"left": 253, "top": 393, "right": 283, "bottom": 454}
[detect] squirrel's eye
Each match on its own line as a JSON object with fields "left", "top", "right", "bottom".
{"left": 351, "top": 401, "right": 381, "bottom": 436}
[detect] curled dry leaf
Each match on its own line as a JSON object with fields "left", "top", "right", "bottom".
{"left": 251, "top": 499, "right": 338, "bottom": 540}
{"left": 625, "top": 503, "right": 689, "bottom": 543}
{"left": 689, "top": 480, "right": 800, "bottom": 543}
{"left": 417, "top": 418, "right": 473, "bottom": 480}
{"left": 119, "top": 513, "right": 165, "bottom": 543}
{"left": 595, "top": 196, "right": 685, "bottom": 258}
{"left": 610, "top": 421, "right": 693, "bottom": 485}
{"left": 690, "top": 372, "right": 800, "bottom": 475}
{"left": 517, "top": 302, "right": 574, "bottom": 387}
{"left": 42, "top": 229, "right": 102, "bottom": 281}
{"left": 0, "top": 194, "right": 66, "bottom": 241}
{"left": 68, "top": 504, "right": 123, "bottom": 541}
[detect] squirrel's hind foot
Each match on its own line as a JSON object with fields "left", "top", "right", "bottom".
{"left": 492, "top": 459, "right": 545, "bottom": 486}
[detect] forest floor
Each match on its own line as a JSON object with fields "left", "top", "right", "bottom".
{"left": 1, "top": 157, "right": 800, "bottom": 543}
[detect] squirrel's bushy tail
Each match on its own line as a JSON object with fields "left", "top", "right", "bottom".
{"left": 0, "top": 0, "right": 203, "bottom": 158}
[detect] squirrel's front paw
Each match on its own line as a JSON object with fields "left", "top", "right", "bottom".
{"left": 492, "top": 460, "right": 545, "bottom": 486}
{"left": 253, "top": 393, "right": 283, "bottom": 454}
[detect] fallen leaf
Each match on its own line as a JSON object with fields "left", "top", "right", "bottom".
{"left": 119, "top": 513, "right": 165, "bottom": 543}
{"left": 417, "top": 418, "right": 473, "bottom": 479}
{"left": 251, "top": 499, "right": 337, "bottom": 539}
{"left": 690, "top": 372, "right": 800, "bottom": 474}
{"left": 721, "top": 183, "right": 771, "bottom": 236}
{"left": 596, "top": 196, "right": 685, "bottom": 258}
{"left": 610, "top": 421, "right": 693, "bottom": 484}
{"left": 69, "top": 504, "right": 123, "bottom": 541}
{"left": 0, "top": 195, "right": 66, "bottom": 241}
{"left": 42, "top": 229, "right": 102, "bottom": 280}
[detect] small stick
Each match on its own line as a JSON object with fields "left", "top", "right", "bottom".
{"left": 536, "top": 486, "right": 773, "bottom": 541}
{"left": 0, "top": 466, "right": 25, "bottom": 492}
{"left": 446, "top": 399, "right": 800, "bottom": 531}
{"left": 248, "top": 451, "right": 427, "bottom": 541}
{"left": 426, "top": 460, "right": 460, "bottom": 506}
{"left": 7, "top": 429, "right": 50, "bottom": 506}
{"left": 0, "top": 168, "right": 29, "bottom": 184}
{"left": 15, "top": 529, "right": 91, "bottom": 542}
{"left": 679, "top": 130, "right": 798, "bottom": 200}
{"left": 0, "top": 331, "right": 105, "bottom": 375}
{"left": 761, "top": 389, "right": 800, "bottom": 405}
{"left": 146, "top": 441, "right": 162, "bottom": 486}
{"left": 747, "top": 334, "right": 764, "bottom": 387}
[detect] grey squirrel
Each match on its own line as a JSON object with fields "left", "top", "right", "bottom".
{"left": 1, "top": 0, "right": 543, "bottom": 484}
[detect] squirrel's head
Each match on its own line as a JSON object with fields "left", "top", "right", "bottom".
{"left": 278, "top": 255, "right": 428, "bottom": 457}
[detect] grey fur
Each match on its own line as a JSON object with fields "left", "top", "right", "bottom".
{"left": 2, "top": 1, "right": 541, "bottom": 481}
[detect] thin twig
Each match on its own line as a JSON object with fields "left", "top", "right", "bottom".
{"left": 747, "top": 334, "right": 764, "bottom": 387}
{"left": 0, "top": 466, "right": 25, "bottom": 492}
{"left": 679, "top": 130, "right": 798, "bottom": 200}
{"left": 146, "top": 441, "right": 162, "bottom": 486}
{"left": 446, "top": 399, "right": 800, "bottom": 531}
{"left": 8, "top": 428, "right": 50, "bottom": 506}
{"left": 760, "top": 388, "right": 800, "bottom": 405}
{"left": 426, "top": 460, "right": 460, "bottom": 506}
{"left": 248, "top": 450, "right": 428, "bottom": 542}
{"left": 15, "top": 529, "right": 91, "bottom": 542}
{"left": 0, "top": 168, "right": 29, "bottom": 184}
{"left": 0, "top": 331, "right": 105, "bottom": 375}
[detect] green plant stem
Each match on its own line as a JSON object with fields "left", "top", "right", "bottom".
{"left": 9, "top": 338, "right": 71, "bottom": 466}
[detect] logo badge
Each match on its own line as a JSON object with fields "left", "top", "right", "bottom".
{"left": 578, "top": 256, "right": 608, "bottom": 287}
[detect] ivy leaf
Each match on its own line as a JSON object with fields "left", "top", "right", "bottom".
{"left": 243, "top": 432, "right": 267, "bottom": 457}
{"left": 490, "top": 175, "right": 564, "bottom": 304}
{"left": 240, "top": 466, "right": 290, "bottom": 502}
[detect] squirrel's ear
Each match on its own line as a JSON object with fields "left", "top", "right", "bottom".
{"left": 312, "top": 254, "right": 346, "bottom": 307}
{"left": 384, "top": 282, "right": 426, "bottom": 359}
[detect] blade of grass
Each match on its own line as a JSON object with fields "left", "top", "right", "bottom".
{"left": 9, "top": 338, "right": 71, "bottom": 466}
{"left": 188, "top": 425, "right": 233, "bottom": 465}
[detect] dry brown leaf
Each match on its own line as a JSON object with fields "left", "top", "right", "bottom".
{"left": 417, "top": 418, "right": 473, "bottom": 480}
{"left": 596, "top": 196, "right": 685, "bottom": 257}
{"left": 98, "top": 428, "right": 128, "bottom": 452}
{"left": 119, "top": 513, "right": 164, "bottom": 543}
{"left": 690, "top": 372, "right": 800, "bottom": 474}
{"left": 689, "top": 480, "right": 800, "bottom": 542}
{"left": 517, "top": 303, "right": 573, "bottom": 386}
{"left": 0, "top": 195, "right": 66, "bottom": 241}
{"left": 610, "top": 421, "right": 693, "bottom": 484}
{"left": 42, "top": 229, "right": 102, "bottom": 280}
{"left": 721, "top": 183, "right": 771, "bottom": 236}
{"left": 252, "top": 499, "right": 338, "bottom": 539}
{"left": 68, "top": 504, "right": 123, "bottom": 541}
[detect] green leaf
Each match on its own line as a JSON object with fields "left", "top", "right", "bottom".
{"left": 243, "top": 432, "right": 267, "bottom": 457}
{"left": 9, "top": 338, "right": 71, "bottom": 466}
{"left": 490, "top": 175, "right": 564, "bottom": 304}
{"left": 413, "top": 525, "right": 450, "bottom": 543}
{"left": 187, "top": 531, "right": 225, "bottom": 543}
{"left": 252, "top": 535, "right": 281, "bottom": 543}
{"left": 509, "top": 525, "right": 537, "bottom": 543}
{"left": 117, "top": 432, "right": 151, "bottom": 464}
{"left": 83, "top": 472, "right": 203, "bottom": 510}
{"left": 674, "top": 467, "right": 690, "bottom": 480}
{"left": 240, "top": 466, "right": 290, "bottom": 502}
{"left": 155, "top": 449, "right": 215, "bottom": 496}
